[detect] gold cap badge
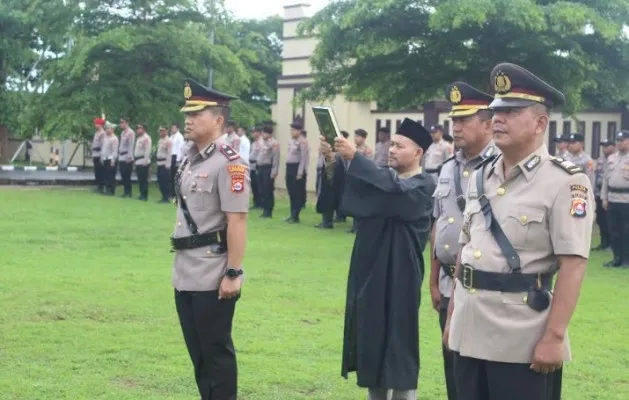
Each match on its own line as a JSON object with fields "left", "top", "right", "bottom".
{"left": 449, "top": 86, "right": 462, "bottom": 104}
{"left": 494, "top": 71, "right": 511, "bottom": 94}
{"left": 184, "top": 82, "right": 192, "bottom": 99}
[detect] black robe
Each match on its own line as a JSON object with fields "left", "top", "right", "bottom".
{"left": 339, "top": 153, "right": 435, "bottom": 390}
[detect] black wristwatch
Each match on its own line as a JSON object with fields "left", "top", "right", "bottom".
{"left": 225, "top": 268, "right": 243, "bottom": 279}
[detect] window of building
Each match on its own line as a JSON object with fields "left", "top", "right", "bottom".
{"left": 396, "top": 119, "right": 402, "bottom": 131}
{"left": 607, "top": 121, "right": 617, "bottom": 139}
{"left": 562, "top": 121, "right": 571, "bottom": 134}
{"left": 578, "top": 121, "right": 586, "bottom": 134}
{"left": 376, "top": 119, "right": 382, "bottom": 133}
{"left": 549, "top": 121, "right": 557, "bottom": 155}
{"left": 592, "top": 122, "right": 601, "bottom": 159}
{"left": 443, "top": 120, "right": 450, "bottom": 136}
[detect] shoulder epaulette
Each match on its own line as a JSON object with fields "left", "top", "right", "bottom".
{"left": 475, "top": 154, "right": 499, "bottom": 170}
{"left": 549, "top": 156, "right": 584, "bottom": 175}
{"left": 219, "top": 144, "right": 240, "bottom": 161}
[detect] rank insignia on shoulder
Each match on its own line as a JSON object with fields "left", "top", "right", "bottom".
{"left": 549, "top": 156, "right": 584, "bottom": 174}
{"left": 219, "top": 144, "right": 240, "bottom": 161}
{"left": 524, "top": 155, "right": 541, "bottom": 171}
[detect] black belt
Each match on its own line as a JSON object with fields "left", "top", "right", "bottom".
{"left": 258, "top": 164, "right": 272, "bottom": 168}
{"left": 441, "top": 263, "right": 455, "bottom": 278}
{"left": 134, "top": 156, "right": 143, "bottom": 160}
{"left": 92, "top": 147, "right": 101, "bottom": 151}
{"left": 609, "top": 186, "right": 629, "bottom": 193}
{"left": 120, "top": 151, "right": 128, "bottom": 155}
{"left": 157, "top": 158, "right": 167, "bottom": 161}
{"left": 249, "top": 160, "right": 257, "bottom": 164}
{"left": 457, "top": 265, "right": 554, "bottom": 292}
{"left": 425, "top": 168, "right": 439, "bottom": 174}
{"left": 170, "top": 229, "right": 227, "bottom": 251}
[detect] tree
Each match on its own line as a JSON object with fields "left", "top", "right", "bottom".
{"left": 300, "top": 0, "right": 629, "bottom": 114}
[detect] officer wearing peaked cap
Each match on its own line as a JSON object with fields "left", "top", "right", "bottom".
{"left": 592, "top": 138, "right": 616, "bottom": 250}
{"left": 565, "top": 133, "right": 595, "bottom": 184}
{"left": 430, "top": 81, "right": 498, "bottom": 400}
{"left": 444, "top": 63, "right": 594, "bottom": 400}
{"left": 553, "top": 133, "right": 570, "bottom": 158}
{"left": 172, "top": 78, "right": 250, "bottom": 400}
{"left": 321, "top": 118, "right": 435, "bottom": 400}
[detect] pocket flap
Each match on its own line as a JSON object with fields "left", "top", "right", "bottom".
{"left": 507, "top": 206, "right": 545, "bottom": 225}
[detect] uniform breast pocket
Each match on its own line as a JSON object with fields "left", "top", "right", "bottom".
{"left": 503, "top": 206, "right": 546, "bottom": 250}
{"left": 434, "top": 184, "right": 451, "bottom": 212}
{"left": 188, "top": 181, "right": 215, "bottom": 210}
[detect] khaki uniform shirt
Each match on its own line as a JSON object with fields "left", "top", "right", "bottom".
{"left": 450, "top": 145, "right": 594, "bottom": 363}
{"left": 91, "top": 129, "right": 105, "bottom": 158}
{"left": 101, "top": 134, "right": 119, "bottom": 161}
{"left": 374, "top": 141, "right": 389, "bottom": 167}
{"left": 357, "top": 145, "right": 374, "bottom": 160}
{"left": 256, "top": 138, "right": 280, "bottom": 176}
{"left": 424, "top": 140, "right": 453, "bottom": 172}
{"left": 286, "top": 138, "right": 309, "bottom": 177}
{"left": 172, "top": 143, "right": 250, "bottom": 291}
{"left": 133, "top": 134, "right": 152, "bottom": 166}
{"left": 601, "top": 151, "right": 629, "bottom": 203}
{"left": 118, "top": 128, "right": 136, "bottom": 162}
{"left": 221, "top": 132, "right": 240, "bottom": 150}
{"left": 433, "top": 143, "right": 499, "bottom": 297}
{"left": 249, "top": 138, "right": 262, "bottom": 171}
{"left": 565, "top": 151, "right": 594, "bottom": 185}
{"left": 557, "top": 149, "right": 570, "bottom": 159}
{"left": 156, "top": 137, "right": 173, "bottom": 167}
{"left": 594, "top": 154, "right": 608, "bottom": 197}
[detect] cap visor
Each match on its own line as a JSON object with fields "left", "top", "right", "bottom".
{"left": 489, "top": 98, "right": 537, "bottom": 109}
{"left": 180, "top": 104, "right": 207, "bottom": 113}
{"left": 449, "top": 108, "right": 483, "bottom": 118}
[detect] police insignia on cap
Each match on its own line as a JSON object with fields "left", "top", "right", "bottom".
{"left": 494, "top": 71, "right": 512, "bottom": 94}
{"left": 449, "top": 86, "right": 462, "bottom": 104}
{"left": 184, "top": 82, "right": 192, "bottom": 99}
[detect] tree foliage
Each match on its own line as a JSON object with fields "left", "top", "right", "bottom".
{"left": 1, "top": 0, "right": 282, "bottom": 139}
{"left": 300, "top": 0, "right": 629, "bottom": 114}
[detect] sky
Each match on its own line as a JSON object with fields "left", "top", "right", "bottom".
{"left": 225, "top": 0, "right": 330, "bottom": 20}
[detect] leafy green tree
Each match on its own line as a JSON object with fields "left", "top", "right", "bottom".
{"left": 300, "top": 0, "right": 629, "bottom": 114}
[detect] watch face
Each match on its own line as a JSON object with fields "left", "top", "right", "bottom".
{"left": 227, "top": 269, "right": 241, "bottom": 278}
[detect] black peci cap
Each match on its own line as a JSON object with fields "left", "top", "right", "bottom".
{"left": 397, "top": 118, "right": 432, "bottom": 152}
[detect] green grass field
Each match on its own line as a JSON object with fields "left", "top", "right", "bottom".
{"left": 1, "top": 186, "right": 628, "bottom": 400}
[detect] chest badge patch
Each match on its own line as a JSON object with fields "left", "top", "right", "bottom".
{"left": 570, "top": 198, "right": 587, "bottom": 218}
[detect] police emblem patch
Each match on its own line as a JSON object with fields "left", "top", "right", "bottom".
{"left": 184, "top": 82, "right": 192, "bottom": 99}
{"left": 570, "top": 198, "right": 587, "bottom": 218}
{"left": 227, "top": 164, "right": 247, "bottom": 193}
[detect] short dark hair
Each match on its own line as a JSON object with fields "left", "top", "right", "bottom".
{"left": 262, "top": 126, "right": 273, "bottom": 134}
{"left": 476, "top": 110, "right": 493, "bottom": 122}
{"left": 377, "top": 127, "right": 390, "bottom": 134}
{"left": 171, "top": 122, "right": 179, "bottom": 129}
{"left": 227, "top": 120, "right": 237, "bottom": 128}
{"left": 341, "top": 130, "right": 350, "bottom": 138}
{"left": 120, "top": 116, "right": 130, "bottom": 123}
{"left": 355, "top": 128, "right": 368, "bottom": 138}
{"left": 300, "top": 130, "right": 307, "bottom": 137}
{"left": 208, "top": 106, "right": 230, "bottom": 124}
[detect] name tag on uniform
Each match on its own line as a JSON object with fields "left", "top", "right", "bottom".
{"left": 197, "top": 173, "right": 208, "bottom": 178}
{"left": 439, "top": 178, "right": 450, "bottom": 184}
{"left": 468, "top": 192, "right": 478, "bottom": 200}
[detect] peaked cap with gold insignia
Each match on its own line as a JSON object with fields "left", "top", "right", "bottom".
{"left": 445, "top": 81, "right": 494, "bottom": 117}
{"left": 489, "top": 63, "right": 565, "bottom": 109}
{"left": 180, "top": 78, "right": 238, "bottom": 113}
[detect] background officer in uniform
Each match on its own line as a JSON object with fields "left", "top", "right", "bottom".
{"left": 101, "top": 121, "right": 119, "bottom": 196}
{"left": 91, "top": 117, "right": 106, "bottom": 193}
{"left": 601, "top": 130, "right": 629, "bottom": 268}
{"left": 156, "top": 126, "right": 172, "bottom": 203}
{"left": 373, "top": 127, "right": 390, "bottom": 167}
{"left": 565, "top": 133, "right": 594, "bottom": 183}
{"left": 430, "top": 81, "right": 496, "bottom": 400}
{"left": 171, "top": 78, "right": 249, "bottom": 400}
{"left": 284, "top": 121, "right": 309, "bottom": 223}
{"left": 444, "top": 63, "right": 594, "bottom": 400}
{"left": 424, "top": 124, "right": 454, "bottom": 182}
{"left": 593, "top": 138, "right": 616, "bottom": 250}
{"left": 248, "top": 126, "right": 262, "bottom": 209}
{"left": 553, "top": 134, "right": 569, "bottom": 158}
{"left": 255, "top": 125, "right": 280, "bottom": 218}
{"left": 117, "top": 116, "right": 136, "bottom": 198}
{"left": 133, "top": 123, "right": 152, "bottom": 201}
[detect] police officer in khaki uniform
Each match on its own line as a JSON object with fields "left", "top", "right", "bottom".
{"left": 117, "top": 117, "right": 136, "bottom": 198}
{"left": 256, "top": 125, "right": 280, "bottom": 218}
{"left": 430, "top": 81, "right": 497, "bottom": 400}
{"left": 373, "top": 127, "right": 390, "bottom": 167}
{"left": 284, "top": 121, "right": 309, "bottom": 223}
{"left": 101, "top": 121, "right": 119, "bottom": 195}
{"left": 592, "top": 138, "right": 616, "bottom": 250}
{"left": 444, "top": 63, "right": 594, "bottom": 400}
{"left": 565, "top": 133, "right": 594, "bottom": 183}
{"left": 133, "top": 123, "right": 152, "bottom": 201}
{"left": 601, "top": 130, "right": 629, "bottom": 267}
{"left": 91, "top": 117, "right": 106, "bottom": 193}
{"left": 156, "top": 126, "right": 173, "bottom": 203}
{"left": 248, "top": 126, "right": 263, "bottom": 209}
{"left": 425, "top": 124, "right": 454, "bottom": 182}
{"left": 553, "top": 134, "right": 570, "bottom": 158}
{"left": 171, "top": 78, "right": 249, "bottom": 400}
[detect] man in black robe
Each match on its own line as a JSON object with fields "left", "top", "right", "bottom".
{"left": 321, "top": 118, "right": 435, "bottom": 400}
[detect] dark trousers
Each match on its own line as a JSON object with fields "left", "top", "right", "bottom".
{"left": 257, "top": 165, "right": 274, "bottom": 215}
{"left": 439, "top": 296, "right": 457, "bottom": 400}
{"left": 595, "top": 196, "right": 610, "bottom": 247}
{"left": 453, "top": 352, "right": 562, "bottom": 400}
{"left": 170, "top": 155, "right": 178, "bottom": 199}
{"left": 93, "top": 157, "right": 104, "bottom": 190}
{"left": 175, "top": 290, "right": 238, "bottom": 400}
{"left": 157, "top": 165, "right": 171, "bottom": 201}
{"left": 285, "top": 163, "right": 306, "bottom": 219}
{"left": 321, "top": 210, "right": 334, "bottom": 226}
{"left": 119, "top": 161, "right": 133, "bottom": 195}
{"left": 103, "top": 159, "right": 117, "bottom": 194}
{"left": 135, "top": 164, "right": 149, "bottom": 199}
{"left": 608, "top": 202, "right": 629, "bottom": 262}
{"left": 250, "top": 166, "right": 261, "bottom": 207}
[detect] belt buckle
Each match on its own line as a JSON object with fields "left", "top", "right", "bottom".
{"left": 461, "top": 265, "right": 474, "bottom": 289}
